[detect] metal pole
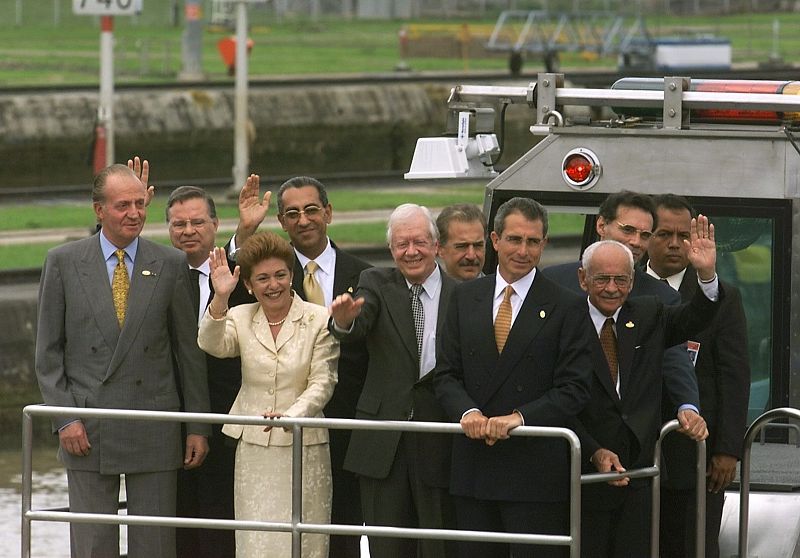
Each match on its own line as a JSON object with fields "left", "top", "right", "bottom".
{"left": 21, "top": 409, "right": 33, "bottom": 558}
{"left": 232, "top": 1, "right": 249, "bottom": 191}
{"left": 100, "top": 15, "right": 115, "bottom": 167}
{"left": 694, "top": 439, "right": 706, "bottom": 558}
{"left": 291, "top": 424, "right": 304, "bottom": 558}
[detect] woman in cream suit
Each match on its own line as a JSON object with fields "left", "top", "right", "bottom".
{"left": 198, "top": 232, "right": 339, "bottom": 558}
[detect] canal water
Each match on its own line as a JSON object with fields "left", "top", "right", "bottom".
{"left": 0, "top": 447, "right": 128, "bottom": 558}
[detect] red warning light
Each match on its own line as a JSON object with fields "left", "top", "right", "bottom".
{"left": 562, "top": 148, "right": 601, "bottom": 190}
{"left": 564, "top": 154, "right": 594, "bottom": 184}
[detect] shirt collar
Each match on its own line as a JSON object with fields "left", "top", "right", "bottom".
{"left": 494, "top": 266, "right": 536, "bottom": 301}
{"left": 587, "top": 299, "right": 622, "bottom": 334}
{"left": 191, "top": 258, "right": 211, "bottom": 277}
{"left": 99, "top": 230, "right": 138, "bottom": 262}
{"left": 294, "top": 238, "right": 335, "bottom": 277}
{"left": 405, "top": 265, "right": 442, "bottom": 299}
{"left": 645, "top": 261, "right": 685, "bottom": 291}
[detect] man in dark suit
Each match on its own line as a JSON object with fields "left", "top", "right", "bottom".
{"left": 647, "top": 194, "right": 751, "bottom": 558}
{"left": 574, "top": 231, "right": 718, "bottom": 557}
{"left": 329, "top": 203, "right": 455, "bottom": 558}
{"left": 434, "top": 197, "right": 594, "bottom": 558}
{"left": 272, "top": 175, "right": 371, "bottom": 558}
{"left": 166, "top": 177, "right": 267, "bottom": 558}
{"left": 35, "top": 163, "right": 210, "bottom": 558}
{"left": 436, "top": 203, "right": 486, "bottom": 281}
{"left": 542, "top": 190, "right": 700, "bottom": 420}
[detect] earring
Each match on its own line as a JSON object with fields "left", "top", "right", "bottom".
{"left": 248, "top": 289, "right": 253, "bottom": 295}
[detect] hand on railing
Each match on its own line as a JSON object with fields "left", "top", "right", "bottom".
{"left": 677, "top": 409, "right": 708, "bottom": 441}
{"left": 590, "top": 448, "right": 629, "bottom": 487}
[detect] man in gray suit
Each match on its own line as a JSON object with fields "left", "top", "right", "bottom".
{"left": 329, "top": 203, "right": 456, "bottom": 558}
{"left": 35, "top": 163, "right": 210, "bottom": 558}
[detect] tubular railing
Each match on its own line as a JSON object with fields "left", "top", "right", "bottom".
{"left": 21, "top": 406, "right": 707, "bottom": 558}
{"left": 738, "top": 406, "right": 800, "bottom": 558}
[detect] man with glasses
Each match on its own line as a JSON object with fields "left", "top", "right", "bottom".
{"left": 267, "top": 175, "right": 371, "bottom": 558}
{"left": 436, "top": 203, "right": 487, "bottom": 281}
{"left": 329, "top": 203, "right": 456, "bottom": 558}
{"left": 572, "top": 234, "right": 718, "bottom": 557}
{"left": 166, "top": 177, "right": 266, "bottom": 558}
{"left": 542, "top": 190, "right": 701, "bottom": 439}
{"left": 434, "top": 197, "right": 593, "bottom": 558}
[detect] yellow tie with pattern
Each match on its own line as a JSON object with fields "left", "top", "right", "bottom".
{"left": 494, "top": 285, "right": 514, "bottom": 353}
{"left": 112, "top": 249, "right": 129, "bottom": 326}
{"left": 303, "top": 260, "right": 325, "bottom": 306}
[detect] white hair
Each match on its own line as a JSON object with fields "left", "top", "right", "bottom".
{"left": 581, "top": 240, "right": 634, "bottom": 276}
{"left": 386, "top": 203, "right": 438, "bottom": 245}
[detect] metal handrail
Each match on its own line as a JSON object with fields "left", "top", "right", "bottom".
{"left": 21, "top": 405, "right": 583, "bottom": 557}
{"left": 21, "top": 406, "right": 709, "bottom": 558}
{"left": 738, "top": 407, "right": 800, "bottom": 558}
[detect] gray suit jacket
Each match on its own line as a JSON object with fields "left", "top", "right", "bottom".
{"left": 330, "top": 266, "right": 455, "bottom": 485}
{"left": 35, "top": 234, "right": 210, "bottom": 475}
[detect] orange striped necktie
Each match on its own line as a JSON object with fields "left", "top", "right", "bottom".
{"left": 494, "top": 285, "right": 514, "bottom": 353}
{"left": 112, "top": 249, "right": 129, "bottom": 326}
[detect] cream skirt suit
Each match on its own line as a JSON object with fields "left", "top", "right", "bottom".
{"left": 198, "top": 294, "right": 339, "bottom": 558}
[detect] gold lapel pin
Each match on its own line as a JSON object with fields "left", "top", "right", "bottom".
{"left": 625, "top": 321, "right": 635, "bottom": 328}
{"left": 141, "top": 270, "right": 156, "bottom": 276}
{"left": 347, "top": 286, "right": 354, "bottom": 293}
{"left": 539, "top": 310, "right": 546, "bottom": 319}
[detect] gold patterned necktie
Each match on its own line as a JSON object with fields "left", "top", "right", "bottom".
{"left": 494, "top": 285, "right": 514, "bottom": 353}
{"left": 112, "top": 249, "right": 129, "bottom": 326}
{"left": 600, "top": 317, "right": 619, "bottom": 387}
{"left": 303, "top": 260, "right": 325, "bottom": 306}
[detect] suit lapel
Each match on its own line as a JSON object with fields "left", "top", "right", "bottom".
{"left": 291, "top": 259, "right": 305, "bottom": 298}
{"left": 383, "top": 269, "right": 419, "bottom": 363}
{"left": 251, "top": 305, "right": 278, "bottom": 355}
{"left": 76, "top": 236, "right": 120, "bottom": 350}
{"left": 616, "top": 303, "right": 637, "bottom": 398}
{"left": 107, "top": 241, "right": 165, "bottom": 377}
{"left": 435, "top": 268, "right": 454, "bottom": 340}
{"left": 332, "top": 246, "right": 361, "bottom": 298}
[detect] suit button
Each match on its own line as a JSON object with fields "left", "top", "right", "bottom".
{"left": 268, "top": 388, "right": 274, "bottom": 395}
{"left": 267, "top": 406, "right": 273, "bottom": 412}
{"left": 516, "top": 385, "right": 523, "bottom": 392}
{"left": 269, "top": 371, "right": 276, "bottom": 377}
{"left": 90, "top": 347, "right": 97, "bottom": 353}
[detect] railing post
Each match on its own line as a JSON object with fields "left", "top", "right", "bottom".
{"left": 694, "top": 439, "right": 706, "bottom": 558}
{"left": 21, "top": 408, "right": 33, "bottom": 558}
{"left": 566, "top": 429, "right": 582, "bottom": 558}
{"left": 291, "top": 423, "right": 304, "bottom": 558}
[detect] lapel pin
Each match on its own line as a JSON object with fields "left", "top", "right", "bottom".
{"left": 347, "top": 286, "right": 354, "bottom": 293}
{"left": 141, "top": 270, "right": 156, "bottom": 276}
{"left": 625, "top": 321, "right": 634, "bottom": 328}
{"left": 539, "top": 310, "right": 546, "bottom": 319}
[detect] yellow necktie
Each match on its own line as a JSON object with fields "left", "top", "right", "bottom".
{"left": 112, "top": 249, "right": 130, "bottom": 326}
{"left": 303, "top": 260, "right": 325, "bottom": 306}
{"left": 494, "top": 285, "right": 514, "bottom": 353}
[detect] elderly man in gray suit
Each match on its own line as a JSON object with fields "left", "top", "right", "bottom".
{"left": 35, "top": 162, "right": 210, "bottom": 558}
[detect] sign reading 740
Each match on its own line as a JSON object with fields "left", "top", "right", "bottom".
{"left": 73, "top": 0, "right": 143, "bottom": 15}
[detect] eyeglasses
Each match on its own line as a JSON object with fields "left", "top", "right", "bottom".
{"left": 281, "top": 205, "right": 323, "bottom": 221}
{"left": 391, "top": 239, "right": 433, "bottom": 252}
{"left": 169, "top": 219, "right": 211, "bottom": 231}
{"left": 590, "top": 274, "right": 632, "bottom": 288}
{"left": 615, "top": 221, "right": 653, "bottom": 241}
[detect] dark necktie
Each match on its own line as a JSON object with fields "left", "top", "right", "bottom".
{"left": 600, "top": 317, "right": 619, "bottom": 387}
{"left": 410, "top": 284, "right": 424, "bottom": 361}
{"left": 189, "top": 268, "right": 202, "bottom": 320}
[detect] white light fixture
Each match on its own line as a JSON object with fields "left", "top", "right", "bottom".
{"left": 405, "top": 111, "right": 500, "bottom": 180}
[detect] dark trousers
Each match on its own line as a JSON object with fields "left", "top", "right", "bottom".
{"left": 68, "top": 468, "right": 177, "bottom": 558}
{"left": 360, "top": 432, "right": 456, "bottom": 558}
{"left": 330, "top": 466, "right": 363, "bottom": 557}
{"left": 175, "top": 434, "right": 236, "bottom": 558}
{"left": 581, "top": 484, "right": 651, "bottom": 558}
{"left": 660, "top": 486, "right": 725, "bottom": 558}
{"left": 453, "top": 495, "right": 569, "bottom": 558}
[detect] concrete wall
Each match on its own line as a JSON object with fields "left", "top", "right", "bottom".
{"left": 0, "top": 81, "right": 538, "bottom": 189}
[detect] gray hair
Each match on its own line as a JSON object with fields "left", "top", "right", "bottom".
{"left": 386, "top": 203, "right": 438, "bottom": 246}
{"left": 581, "top": 240, "right": 634, "bottom": 276}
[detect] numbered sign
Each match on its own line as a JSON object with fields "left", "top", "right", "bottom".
{"left": 73, "top": 0, "right": 143, "bottom": 15}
